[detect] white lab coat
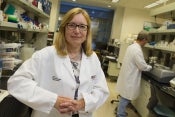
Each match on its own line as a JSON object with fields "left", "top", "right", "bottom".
{"left": 8, "top": 46, "right": 109, "bottom": 117}
{"left": 116, "top": 43, "right": 152, "bottom": 100}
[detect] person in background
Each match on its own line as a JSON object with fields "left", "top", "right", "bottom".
{"left": 8, "top": 7, "right": 109, "bottom": 117}
{"left": 116, "top": 31, "right": 152, "bottom": 117}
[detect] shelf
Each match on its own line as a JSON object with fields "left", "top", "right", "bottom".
{"left": 149, "top": 29, "right": 175, "bottom": 34}
{"left": 150, "top": 2, "right": 175, "bottom": 19}
{"left": 144, "top": 45, "right": 175, "bottom": 53}
{"left": 7, "top": 0, "right": 49, "bottom": 18}
{"left": 27, "top": 28, "right": 49, "bottom": 33}
{"left": 0, "top": 21, "right": 48, "bottom": 33}
{"left": 0, "top": 21, "right": 18, "bottom": 31}
{"left": 144, "top": 44, "right": 154, "bottom": 49}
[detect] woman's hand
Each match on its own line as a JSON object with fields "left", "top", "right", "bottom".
{"left": 54, "top": 96, "right": 85, "bottom": 114}
{"left": 69, "top": 99, "right": 85, "bottom": 112}
{"left": 54, "top": 96, "right": 73, "bottom": 114}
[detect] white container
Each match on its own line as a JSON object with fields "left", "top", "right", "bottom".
{"left": 0, "top": 59, "right": 2, "bottom": 78}
{"left": 0, "top": 10, "right": 3, "bottom": 21}
{"left": 0, "top": 68, "right": 2, "bottom": 78}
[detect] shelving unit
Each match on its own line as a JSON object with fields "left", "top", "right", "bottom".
{"left": 7, "top": 0, "right": 50, "bottom": 18}
{"left": 0, "top": 0, "right": 52, "bottom": 71}
{"left": 144, "top": 29, "right": 175, "bottom": 56}
{"left": 2, "top": 0, "right": 50, "bottom": 43}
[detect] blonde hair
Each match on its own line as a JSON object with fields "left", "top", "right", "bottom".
{"left": 53, "top": 7, "right": 93, "bottom": 57}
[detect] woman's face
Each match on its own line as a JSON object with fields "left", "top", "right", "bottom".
{"left": 65, "top": 13, "right": 88, "bottom": 48}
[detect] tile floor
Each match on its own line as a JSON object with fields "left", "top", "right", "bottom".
{"left": 93, "top": 78, "right": 140, "bottom": 117}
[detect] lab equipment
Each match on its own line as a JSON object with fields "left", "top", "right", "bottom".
{"left": 170, "top": 77, "right": 175, "bottom": 88}
{"left": 149, "top": 64, "right": 175, "bottom": 83}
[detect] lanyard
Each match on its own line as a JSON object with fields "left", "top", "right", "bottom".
{"left": 70, "top": 61, "right": 80, "bottom": 100}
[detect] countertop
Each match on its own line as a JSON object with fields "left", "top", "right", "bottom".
{"left": 0, "top": 76, "right": 9, "bottom": 90}
{"left": 0, "top": 69, "right": 16, "bottom": 90}
{"left": 142, "top": 71, "right": 175, "bottom": 98}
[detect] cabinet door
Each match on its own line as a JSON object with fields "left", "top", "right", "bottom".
{"left": 132, "top": 78, "right": 151, "bottom": 117}
{"left": 107, "top": 61, "right": 119, "bottom": 77}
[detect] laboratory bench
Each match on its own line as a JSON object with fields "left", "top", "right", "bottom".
{"left": 0, "top": 73, "right": 32, "bottom": 117}
{"left": 142, "top": 71, "right": 175, "bottom": 98}
{"left": 0, "top": 75, "right": 10, "bottom": 102}
{"left": 132, "top": 71, "right": 175, "bottom": 117}
{"left": 0, "top": 76, "right": 9, "bottom": 90}
{"left": 0, "top": 66, "right": 21, "bottom": 90}
{"left": 0, "top": 69, "right": 15, "bottom": 101}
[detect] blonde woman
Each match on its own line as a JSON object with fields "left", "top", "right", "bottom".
{"left": 8, "top": 8, "right": 109, "bottom": 117}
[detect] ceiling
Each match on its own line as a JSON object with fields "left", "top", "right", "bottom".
{"left": 61, "top": 0, "right": 174, "bottom": 10}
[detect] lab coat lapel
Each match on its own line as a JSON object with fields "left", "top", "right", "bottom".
{"left": 62, "top": 52, "right": 88, "bottom": 81}
{"left": 79, "top": 52, "right": 88, "bottom": 79}
{"left": 63, "top": 56, "right": 74, "bottom": 78}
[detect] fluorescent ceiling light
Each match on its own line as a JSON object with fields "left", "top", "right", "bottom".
{"left": 144, "top": 0, "right": 168, "bottom": 8}
{"left": 112, "top": 0, "right": 119, "bottom": 3}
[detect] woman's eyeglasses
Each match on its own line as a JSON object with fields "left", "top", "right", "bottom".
{"left": 67, "top": 23, "right": 88, "bottom": 31}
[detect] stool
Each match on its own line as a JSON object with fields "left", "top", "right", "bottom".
{"left": 111, "top": 95, "right": 120, "bottom": 104}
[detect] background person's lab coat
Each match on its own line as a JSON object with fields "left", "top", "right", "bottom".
{"left": 116, "top": 43, "right": 152, "bottom": 100}
{"left": 7, "top": 46, "right": 109, "bottom": 117}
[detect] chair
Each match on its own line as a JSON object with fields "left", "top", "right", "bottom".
{"left": 111, "top": 95, "right": 120, "bottom": 104}
{"left": 111, "top": 95, "right": 120, "bottom": 114}
{"left": 110, "top": 62, "right": 122, "bottom": 105}
{"left": 0, "top": 95, "right": 32, "bottom": 117}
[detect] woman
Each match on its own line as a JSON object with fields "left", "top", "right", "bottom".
{"left": 8, "top": 8, "right": 109, "bottom": 117}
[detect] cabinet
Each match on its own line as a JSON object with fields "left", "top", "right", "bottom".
{"left": 107, "top": 61, "right": 119, "bottom": 77}
{"left": 132, "top": 78, "right": 151, "bottom": 117}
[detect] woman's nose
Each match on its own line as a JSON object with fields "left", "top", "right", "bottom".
{"left": 74, "top": 27, "right": 81, "bottom": 32}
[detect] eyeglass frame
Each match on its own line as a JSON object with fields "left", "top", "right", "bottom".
{"left": 66, "top": 23, "right": 88, "bottom": 31}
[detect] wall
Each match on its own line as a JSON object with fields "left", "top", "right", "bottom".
{"left": 121, "top": 8, "right": 156, "bottom": 41}
{"left": 49, "top": 0, "right": 60, "bottom": 32}
{"left": 111, "top": 7, "right": 166, "bottom": 42}
{"left": 110, "top": 6, "right": 124, "bottom": 40}
{"left": 111, "top": 7, "right": 166, "bottom": 64}
{"left": 59, "top": 2, "right": 114, "bottom": 44}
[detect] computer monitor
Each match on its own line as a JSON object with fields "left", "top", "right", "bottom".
{"left": 107, "top": 45, "right": 115, "bottom": 53}
{"left": 95, "top": 42, "right": 107, "bottom": 51}
{"left": 107, "top": 45, "right": 119, "bottom": 56}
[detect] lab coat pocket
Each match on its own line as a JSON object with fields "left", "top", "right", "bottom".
{"left": 48, "top": 75, "right": 64, "bottom": 93}
{"left": 87, "top": 74, "right": 97, "bottom": 92}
